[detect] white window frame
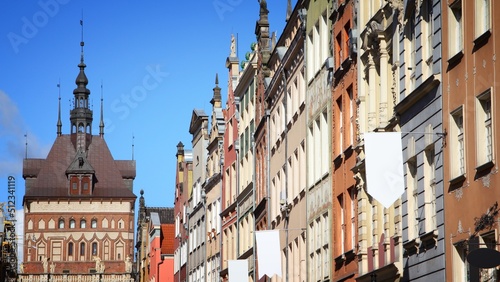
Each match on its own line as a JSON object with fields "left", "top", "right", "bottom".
{"left": 476, "top": 89, "right": 493, "bottom": 166}
{"left": 475, "top": 0, "right": 491, "bottom": 38}
{"left": 448, "top": 0, "right": 463, "bottom": 57}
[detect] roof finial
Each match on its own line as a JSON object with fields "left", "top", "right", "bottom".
{"left": 57, "top": 80, "right": 62, "bottom": 136}
{"left": 99, "top": 81, "right": 104, "bottom": 137}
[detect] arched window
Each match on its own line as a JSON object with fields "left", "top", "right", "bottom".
{"left": 80, "top": 219, "right": 86, "bottom": 228}
{"left": 69, "top": 219, "right": 76, "bottom": 229}
{"left": 92, "top": 242, "right": 98, "bottom": 256}
{"left": 68, "top": 242, "right": 74, "bottom": 256}
{"left": 80, "top": 242, "right": 85, "bottom": 256}
{"left": 91, "top": 219, "right": 97, "bottom": 228}
{"left": 59, "top": 219, "right": 64, "bottom": 229}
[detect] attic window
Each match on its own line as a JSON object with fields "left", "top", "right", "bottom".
{"left": 78, "top": 157, "right": 84, "bottom": 168}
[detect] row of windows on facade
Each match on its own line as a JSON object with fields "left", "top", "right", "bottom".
{"left": 33, "top": 242, "right": 126, "bottom": 261}
{"left": 40, "top": 219, "right": 126, "bottom": 229}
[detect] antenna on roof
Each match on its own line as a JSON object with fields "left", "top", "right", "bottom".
{"left": 100, "top": 80, "right": 104, "bottom": 137}
{"left": 57, "top": 80, "right": 62, "bottom": 136}
{"left": 80, "top": 10, "right": 85, "bottom": 63}
{"left": 24, "top": 132, "right": 28, "bottom": 159}
{"left": 132, "top": 134, "right": 135, "bottom": 160}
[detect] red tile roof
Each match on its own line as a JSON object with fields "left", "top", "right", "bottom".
{"left": 161, "top": 224, "right": 175, "bottom": 255}
{"left": 23, "top": 135, "right": 136, "bottom": 199}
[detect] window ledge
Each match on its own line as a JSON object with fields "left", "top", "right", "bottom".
{"left": 403, "top": 238, "right": 421, "bottom": 256}
{"left": 475, "top": 160, "right": 494, "bottom": 174}
{"left": 447, "top": 50, "right": 464, "bottom": 67}
{"left": 449, "top": 173, "right": 466, "bottom": 185}
{"left": 473, "top": 29, "right": 491, "bottom": 50}
{"left": 421, "top": 229, "right": 438, "bottom": 249}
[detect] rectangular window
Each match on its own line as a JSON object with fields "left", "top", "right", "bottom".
{"left": 451, "top": 108, "right": 465, "bottom": 178}
{"left": 348, "top": 86, "right": 354, "bottom": 145}
{"left": 338, "top": 194, "right": 345, "bottom": 254}
{"left": 424, "top": 148, "right": 437, "bottom": 232}
{"left": 448, "top": 0, "right": 463, "bottom": 56}
{"left": 80, "top": 242, "right": 85, "bottom": 256}
{"left": 423, "top": 0, "right": 434, "bottom": 75}
{"left": 307, "top": 32, "right": 313, "bottom": 81}
{"left": 476, "top": 90, "right": 493, "bottom": 165}
{"left": 321, "top": 111, "right": 328, "bottom": 176}
{"left": 336, "top": 97, "right": 343, "bottom": 153}
{"left": 475, "top": 0, "right": 491, "bottom": 37}
{"left": 452, "top": 242, "right": 469, "bottom": 281}
{"left": 407, "top": 157, "right": 418, "bottom": 239}
{"left": 406, "top": 10, "right": 417, "bottom": 92}
{"left": 349, "top": 187, "right": 356, "bottom": 250}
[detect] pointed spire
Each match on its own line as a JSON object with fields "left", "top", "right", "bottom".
{"left": 211, "top": 73, "right": 222, "bottom": 106}
{"left": 57, "top": 81, "right": 62, "bottom": 136}
{"left": 99, "top": 81, "right": 104, "bottom": 137}
{"left": 286, "top": 0, "right": 292, "bottom": 22}
{"left": 70, "top": 17, "right": 93, "bottom": 149}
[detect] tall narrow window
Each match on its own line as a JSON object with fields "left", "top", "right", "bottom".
{"left": 476, "top": 90, "right": 493, "bottom": 165}
{"left": 80, "top": 219, "right": 86, "bottom": 229}
{"left": 475, "top": 0, "right": 491, "bottom": 37}
{"left": 80, "top": 242, "right": 85, "bottom": 256}
{"left": 69, "top": 219, "right": 75, "bottom": 229}
{"left": 92, "top": 242, "right": 98, "bottom": 256}
{"left": 451, "top": 108, "right": 465, "bottom": 178}
{"left": 338, "top": 194, "right": 345, "bottom": 255}
{"left": 91, "top": 219, "right": 97, "bottom": 229}
{"left": 407, "top": 157, "right": 419, "bottom": 238}
{"left": 448, "top": 0, "right": 463, "bottom": 56}
{"left": 424, "top": 148, "right": 437, "bottom": 232}
{"left": 59, "top": 219, "right": 65, "bottom": 229}
{"left": 452, "top": 242, "right": 469, "bottom": 281}
{"left": 68, "top": 242, "right": 73, "bottom": 256}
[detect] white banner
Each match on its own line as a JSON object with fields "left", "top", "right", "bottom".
{"left": 364, "top": 132, "right": 405, "bottom": 208}
{"left": 255, "top": 230, "right": 282, "bottom": 279}
{"left": 229, "top": 260, "right": 248, "bottom": 282}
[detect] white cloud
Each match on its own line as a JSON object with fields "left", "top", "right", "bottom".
{"left": 0, "top": 90, "right": 50, "bottom": 178}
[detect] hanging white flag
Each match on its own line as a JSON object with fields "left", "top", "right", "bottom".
{"left": 229, "top": 260, "right": 248, "bottom": 282}
{"left": 364, "top": 132, "right": 405, "bottom": 208}
{"left": 255, "top": 230, "right": 282, "bottom": 279}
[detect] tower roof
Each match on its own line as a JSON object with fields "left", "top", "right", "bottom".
{"left": 23, "top": 135, "right": 136, "bottom": 199}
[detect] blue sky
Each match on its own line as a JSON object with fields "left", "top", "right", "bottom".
{"left": 0, "top": 1, "right": 292, "bottom": 210}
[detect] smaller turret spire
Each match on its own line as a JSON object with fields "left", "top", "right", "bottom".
{"left": 99, "top": 81, "right": 104, "bottom": 137}
{"left": 57, "top": 81, "right": 62, "bottom": 136}
{"left": 211, "top": 73, "right": 221, "bottom": 106}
